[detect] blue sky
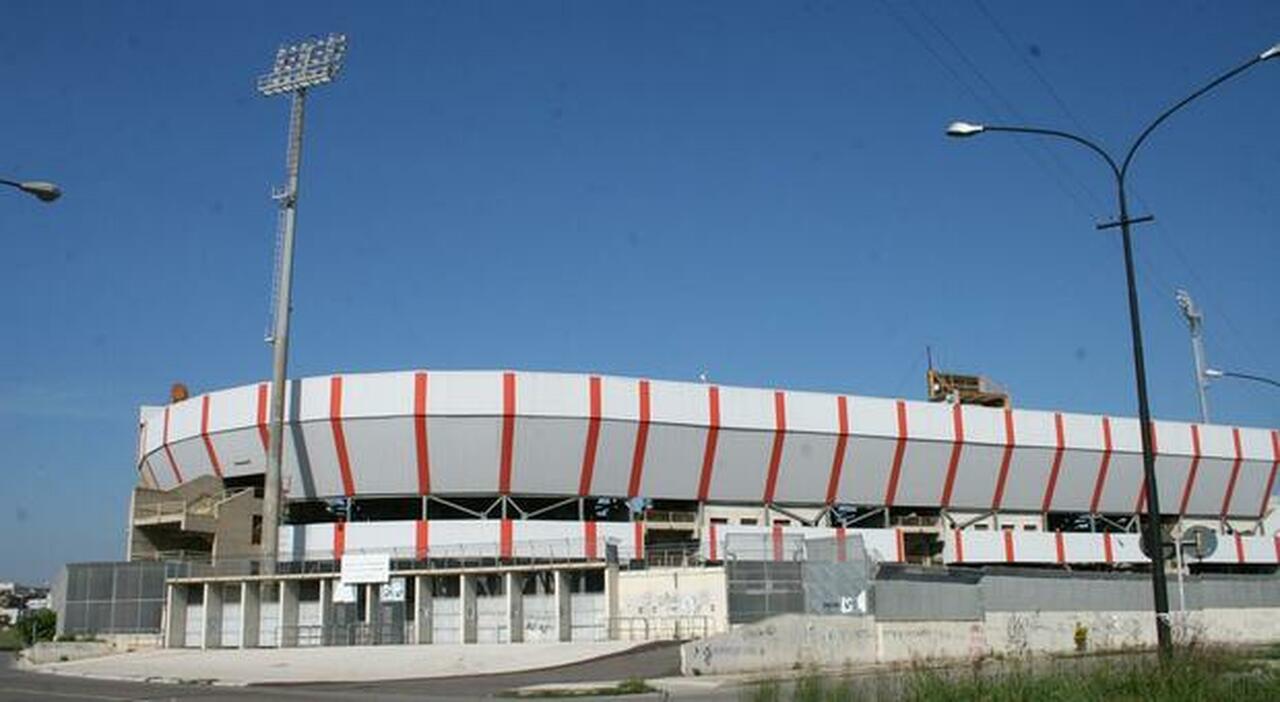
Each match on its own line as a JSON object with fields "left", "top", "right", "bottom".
{"left": 2, "top": 1, "right": 1278, "bottom": 583}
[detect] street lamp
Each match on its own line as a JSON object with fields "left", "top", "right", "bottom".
{"left": 1204, "top": 368, "right": 1280, "bottom": 390}
{"left": 0, "top": 178, "right": 61, "bottom": 203}
{"left": 947, "top": 42, "right": 1279, "bottom": 656}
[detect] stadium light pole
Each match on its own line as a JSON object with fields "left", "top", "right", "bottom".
{"left": 0, "top": 178, "right": 61, "bottom": 203}
{"left": 946, "top": 42, "right": 1280, "bottom": 657}
{"left": 256, "top": 34, "right": 348, "bottom": 571}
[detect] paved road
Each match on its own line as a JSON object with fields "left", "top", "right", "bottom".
{"left": 1, "top": 643, "right": 703, "bottom": 702}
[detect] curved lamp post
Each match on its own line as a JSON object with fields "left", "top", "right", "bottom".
{"left": 947, "top": 42, "right": 1280, "bottom": 656}
{"left": 0, "top": 178, "right": 61, "bottom": 203}
{"left": 1205, "top": 368, "right": 1280, "bottom": 391}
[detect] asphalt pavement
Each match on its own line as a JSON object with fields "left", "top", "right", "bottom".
{"left": 0, "top": 643, "right": 709, "bottom": 702}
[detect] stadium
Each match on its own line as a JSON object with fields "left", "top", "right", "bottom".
{"left": 55, "top": 367, "right": 1272, "bottom": 650}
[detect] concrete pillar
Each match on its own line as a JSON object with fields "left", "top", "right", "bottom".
{"left": 279, "top": 580, "right": 300, "bottom": 648}
{"left": 366, "top": 582, "right": 382, "bottom": 645}
{"left": 604, "top": 565, "right": 620, "bottom": 641}
{"left": 240, "top": 581, "right": 261, "bottom": 649}
{"left": 319, "top": 578, "right": 334, "bottom": 645}
{"left": 555, "top": 570, "right": 573, "bottom": 642}
{"left": 164, "top": 583, "right": 188, "bottom": 648}
{"left": 201, "top": 582, "right": 223, "bottom": 650}
{"left": 414, "top": 575, "right": 433, "bottom": 645}
{"left": 460, "top": 574, "right": 478, "bottom": 644}
{"left": 506, "top": 572, "right": 525, "bottom": 643}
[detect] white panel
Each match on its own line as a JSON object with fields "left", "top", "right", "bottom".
{"left": 341, "top": 371, "right": 413, "bottom": 418}
{"left": 206, "top": 384, "right": 260, "bottom": 434}
{"left": 905, "top": 402, "right": 951, "bottom": 443}
{"left": 1185, "top": 453, "right": 1235, "bottom": 517}
{"left": 1109, "top": 533, "right": 1145, "bottom": 562}
{"left": 427, "top": 418, "right": 502, "bottom": 494}
{"left": 284, "top": 421, "right": 344, "bottom": 498}
{"left": 959, "top": 531, "right": 1004, "bottom": 563}
{"left": 1227, "top": 458, "right": 1273, "bottom": 518}
{"left": 718, "top": 386, "right": 775, "bottom": 432}
{"left": 345, "top": 521, "right": 414, "bottom": 556}
{"left": 588, "top": 420, "right": 640, "bottom": 497}
{"left": 341, "top": 418, "right": 417, "bottom": 496}
{"left": 787, "top": 391, "right": 839, "bottom": 435}
{"left": 947, "top": 444, "right": 1002, "bottom": 511}
{"left": 210, "top": 429, "right": 264, "bottom": 479}
{"left": 1240, "top": 428, "right": 1274, "bottom": 461}
{"left": 847, "top": 396, "right": 897, "bottom": 438}
{"left": 1240, "top": 535, "right": 1278, "bottom": 564}
{"left": 1000, "top": 446, "right": 1057, "bottom": 512}
{"left": 857, "top": 528, "right": 901, "bottom": 563}
{"left": 518, "top": 372, "right": 589, "bottom": 419}
{"left": 599, "top": 376, "right": 640, "bottom": 422}
{"left": 707, "top": 429, "right": 772, "bottom": 502}
{"left": 430, "top": 371, "right": 503, "bottom": 416}
{"left": 168, "top": 438, "right": 212, "bottom": 481}
{"left": 1059, "top": 532, "right": 1103, "bottom": 562}
{"left": 648, "top": 379, "right": 707, "bottom": 426}
{"left": 771, "top": 432, "right": 840, "bottom": 504}
{"left": 839, "top": 437, "right": 896, "bottom": 505}
{"left": 1012, "top": 532, "right": 1057, "bottom": 563}
{"left": 293, "top": 376, "right": 331, "bottom": 422}
{"left": 512, "top": 417, "right": 589, "bottom": 496}
{"left": 168, "top": 397, "right": 202, "bottom": 444}
{"left": 1013, "top": 409, "right": 1056, "bottom": 449}
{"left": 893, "top": 439, "right": 951, "bottom": 507}
{"left": 639, "top": 424, "right": 705, "bottom": 499}
{"left": 962, "top": 405, "right": 1004, "bottom": 445}
{"left": 1096, "top": 452, "right": 1144, "bottom": 516}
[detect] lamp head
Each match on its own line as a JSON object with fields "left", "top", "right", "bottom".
{"left": 1261, "top": 43, "right": 1280, "bottom": 61}
{"left": 946, "top": 121, "right": 986, "bottom": 138}
{"left": 1204, "top": 368, "right": 1224, "bottom": 379}
{"left": 19, "top": 181, "right": 61, "bottom": 202}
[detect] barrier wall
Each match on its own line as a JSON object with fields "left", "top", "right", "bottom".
{"left": 944, "top": 529, "right": 1280, "bottom": 566}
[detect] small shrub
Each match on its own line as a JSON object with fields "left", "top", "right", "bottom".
{"left": 1073, "top": 621, "right": 1089, "bottom": 653}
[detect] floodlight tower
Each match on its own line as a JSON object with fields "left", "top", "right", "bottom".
{"left": 256, "top": 34, "right": 347, "bottom": 570}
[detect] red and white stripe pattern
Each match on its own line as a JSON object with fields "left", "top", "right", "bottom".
{"left": 944, "top": 529, "right": 1280, "bottom": 566}
{"left": 699, "top": 524, "right": 906, "bottom": 564}
{"left": 134, "top": 370, "right": 1278, "bottom": 520}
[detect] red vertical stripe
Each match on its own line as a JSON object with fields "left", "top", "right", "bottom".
{"left": 1135, "top": 422, "right": 1157, "bottom": 514}
{"left": 1002, "top": 530, "right": 1015, "bottom": 563}
{"left": 1089, "top": 417, "right": 1113, "bottom": 513}
{"left": 884, "top": 401, "right": 909, "bottom": 507}
{"left": 1102, "top": 532, "right": 1114, "bottom": 564}
{"left": 256, "top": 382, "right": 270, "bottom": 454}
{"left": 584, "top": 521, "right": 599, "bottom": 560}
{"left": 137, "top": 421, "right": 148, "bottom": 466}
{"left": 499, "top": 372, "right": 517, "bottom": 495}
{"left": 414, "top": 372, "right": 431, "bottom": 495}
{"left": 1179, "top": 425, "right": 1203, "bottom": 516}
{"left": 500, "top": 518, "right": 513, "bottom": 559}
{"left": 577, "top": 377, "right": 603, "bottom": 497}
{"left": 329, "top": 376, "right": 356, "bottom": 497}
{"left": 953, "top": 529, "right": 965, "bottom": 563}
{"left": 1220, "top": 428, "right": 1244, "bottom": 518}
{"left": 144, "top": 462, "right": 160, "bottom": 489}
{"left": 762, "top": 392, "right": 788, "bottom": 504}
{"left": 835, "top": 526, "right": 847, "bottom": 563}
{"left": 1054, "top": 531, "right": 1066, "bottom": 564}
{"left": 1261, "top": 431, "right": 1280, "bottom": 518}
{"left": 200, "top": 396, "right": 223, "bottom": 478}
{"left": 895, "top": 528, "right": 906, "bottom": 563}
{"left": 708, "top": 523, "right": 718, "bottom": 561}
{"left": 333, "top": 521, "right": 346, "bottom": 562}
{"left": 939, "top": 404, "right": 965, "bottom": 508}
{"left": 626, "top": 380, "right": 651, "bottom": 498}
{"left": 634, "top": 521, "right": 644, "bottom": 561}
{"left": 415, "top": 519, "right": 429, "bottom": 560}
{"left": 1041, "top": 413, "right": 1066, "bottom": 513}
{"left": 1234, "top": 533, "right": 1246, "bottom": 564}
{"left": 991, "top": 409, "right": 1016, "bottom": 510}
{"left": 825, "top": 397, "right": 850, "bottom": 505}
{"left": 1274, "top": 535, "right": 1280, "bottom": 564}
{"left": 695, "top": 386, "right": 721, "bottom": 502}
{"left": 771, "top": 525, "right": 784, "bottom": 562}
{"left": 161, "top": 406, "right": 184, "bottom": 484}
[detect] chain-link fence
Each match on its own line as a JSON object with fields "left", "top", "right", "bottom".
{"left": 56, "top": 561, "right": 189, "bottom": 637}
{"left": 725, "top": 535, "right": 875, "bottom": 624}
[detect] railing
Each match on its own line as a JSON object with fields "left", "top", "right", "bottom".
{"left": 132, "top": 488, "right": 254, "bottom": 522}
{"left": 613, "top": 614, "right": 714, "bottom": 641}
{"left": 132, "top": 500, "right": 188, "bottom": 521}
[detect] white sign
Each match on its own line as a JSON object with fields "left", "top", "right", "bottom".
{"left": 332, "top": 583, "right": 358, "bottom": 603}
{"left": 340, "top": 553, "right": 391, "bottom": 586}
{"left": 380, "top": 578, "right": 406, "bottom": 603}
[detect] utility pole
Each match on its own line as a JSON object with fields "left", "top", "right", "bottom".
{"left": 256, "top": 35, "right": 348, "bottom": 571}
{"left": 1175, "top": 290, "right": 1211, "bottom": 423}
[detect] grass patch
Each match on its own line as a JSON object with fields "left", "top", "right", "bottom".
{"left": 742, "top": 649, "right": 1280, "bottom": 702}
{"left": 0, "top": 628, "right": 24, "bottom": 651}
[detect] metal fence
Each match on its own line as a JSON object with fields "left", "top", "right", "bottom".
{"left": 725, "top": 535, "right": 875, "bottom": 624}
{"left": 56, "top": 561, "right": 189, "bottom": 636}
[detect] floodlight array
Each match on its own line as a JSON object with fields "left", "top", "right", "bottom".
{"left": 257, "top": 34, "right": 347, "bottom": 96}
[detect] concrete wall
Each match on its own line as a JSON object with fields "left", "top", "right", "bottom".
{"left": 681, "top": 607, "right": 1280, "bottom": 676}
{"left": 616, "top": 567, "right": 728, "bottom": 640}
